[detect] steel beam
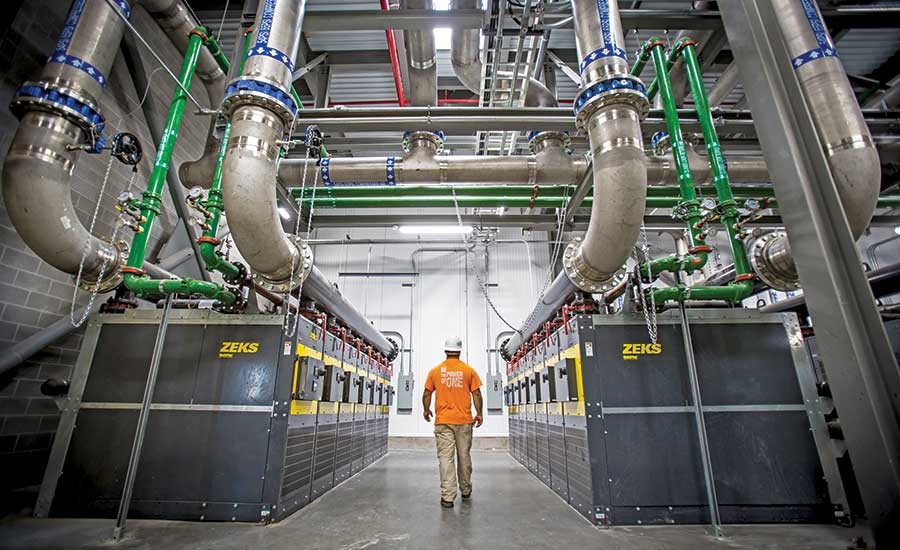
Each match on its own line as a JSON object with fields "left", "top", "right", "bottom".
{"left": 301, "top": 7, "right": 900, "bottom": 32}
{"left": 720, "top": 1, "right": 900, "bottom": 546}
{"left": 295, "top": 106, "right": 899, "bottom": 137}
{"left": 304, "top": 9, "right": 485, "bottom": 31}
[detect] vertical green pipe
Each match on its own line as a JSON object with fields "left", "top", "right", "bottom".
{"left": 123, "top": 32, "right": 236, "bottom": 305}
{"left": 640, "top": 40, "right": 708, "bottom": 278}
{"left": 682, "top": 43, "right": 753, "bottom": 280}
{"left": 197, "top": 29, "right": 254, "bottom": 283}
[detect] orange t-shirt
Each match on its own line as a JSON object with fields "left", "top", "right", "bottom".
{"left": 425, "top": 358, "right": 483, "bottom": 425}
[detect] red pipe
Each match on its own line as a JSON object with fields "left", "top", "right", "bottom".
{"left": 380, "top": 0, "right": 407, "bottom": 107}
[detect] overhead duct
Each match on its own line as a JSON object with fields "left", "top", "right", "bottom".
{"left": 748, "top": 0, "right": 882, "bottom": 290}
{"left": 402, "top": 0, "right": 438, "bottom": 106}
{"left": 140, "top": 0, "right": 229, "bottom": 190}
{"left": 450, "top": 0, "right": 557, "bottom": 107}
{"left": 503, "top": 0, "right": 649, "bottom": 358}
{"left": 2, "top": 0, "right": 131, "bottom": 291}
{"left": 220, "top": 0, "right": 395, "bottom": 358}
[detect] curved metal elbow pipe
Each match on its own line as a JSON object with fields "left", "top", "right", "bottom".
{"left": 402, "top": 0, "right": 437, "bottom": 106}
{"left": 450, "top": 0, "right": 557, "bottom": 108}
{"left": 221, "top": 0, "right": 310, "bottom": 292}
{"left": 140, "top": 0, "right": 229, "bottom": 189}
{"left": 504, "top": 0, "right": 648, "bottom": 358}
{"left": 2, "top": 0, "right": 129, "bottom": 291}
{"left": 752, "top": 1, "right": 882, "bottom": 290}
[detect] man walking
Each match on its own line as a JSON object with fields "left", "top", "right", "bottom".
{"left": 422, "top": 336, "right": 483, "bottom": 508}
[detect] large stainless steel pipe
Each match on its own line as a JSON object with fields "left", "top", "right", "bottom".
{"left": 403, "top": 0, "right": 438, "bottom": 106}
{"left": 751, "top": 0, "right": 882, "bottom": 290}
{"left": 450, "top": 0, "right": 557, "bottom": 107}
{"left": 2, "top": 0, "right": 130, "bottom": 291}
{"left": 221, "top": 0, "right": 310, "bottom": 292}
{"left": 280, "top": 131, "right": 587, "bottom": 186}
{"left": 304, "top": 267, "right": 396, "bottom": 359}
{"left": 707, "top": 61, "right": 739, "bottom": 109}
{"left": 503, "top": 0, "right": 648, "bottom": 357}
{"left": 140, "top": 0, "right": 229, "bottom": 189}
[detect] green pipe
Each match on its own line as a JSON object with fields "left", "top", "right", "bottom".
{"left": 640, "top": 40, "right": 708, "bottom": 279}
{"left": 682, "top": 42, "right": 753, "bottom": 280}
{"left": 645, "top": 38, "right": 687, "bottom": 103}
{"left": 197, "top": 28, "right": 255, "bottom": 283}
{"left": 652, "top": 281, "right": 754, "bottom": 304}
{"left": 650, "top": 40, "right": 756, "bottom": 306}
{"left": 123, "top": 32, "right": 236, "bottom": 306}
{"left": 199, "top": 28, "right": 230, "bottom": 72}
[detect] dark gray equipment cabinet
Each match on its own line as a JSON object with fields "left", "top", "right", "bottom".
{"left": 506, "top": 310, "right": 846, "bottom": 527}
{"left": 342, "top": 371, "right": 359, "bottom": 403}
{"left": 35, "top": 310, "right": 392, "bottom": 524}
{"left": 322, "top": 364, "right": 346, "bottom": 402}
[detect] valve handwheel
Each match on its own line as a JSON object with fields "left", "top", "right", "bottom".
{"left": 111, "top": 132, "right": 142, "bottom": 167}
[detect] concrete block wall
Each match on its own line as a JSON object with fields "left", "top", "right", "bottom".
{"left": 0, "top": 1, "right": 216, "bottom": 494}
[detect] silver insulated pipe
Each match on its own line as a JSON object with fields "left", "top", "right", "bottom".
{"left": 749, "top": 0, "right": 882, "bottom": 290}
{"left": 221, "top": 0, "right": 311, "bottom": 293}
{"left": 402, "top": 0, "right": 438, "bottom": 106}
{"left": 2, "top": 0, "right": 130, "bottom": 291}
{"left": 503, "top": 0, "right": 649, "bottom": 358}
{"left": 140, "top": 0, "right": 229, "bottom": 189}
{"left": 220, "top": 0, "right": 394, "bottom": 358}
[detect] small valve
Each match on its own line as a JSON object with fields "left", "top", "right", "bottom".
{"left": 115, "top": 191, "right": 145, "bottom": 232}
{"left": 111, "top": 132, "right": 142, "bottom": 166}
{"left": 186, "top": 186, "right": 212, "bottom": 230}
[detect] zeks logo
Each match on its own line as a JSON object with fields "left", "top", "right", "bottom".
{"left": 621, "top": 343, "right": 662, "bottom": 361}
{"left": 219, "top": 341, "right": 260, "bottom": 359}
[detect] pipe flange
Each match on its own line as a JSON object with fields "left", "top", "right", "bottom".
{"left": 528, "top": 131, "right": 571, "bottom": 154}
{"left": 573, "top": 75, "right": 649, "bottom": 132}
{"left": 251, "top": 237, "right": 313, "bottom": 293}
{"left": 749, "top": 231, "right": 800, "bottom": 292}
{"left": 11, "top": 80, "right": 104, "bottom": 137}
{"left": 401, "top": 130, "right": 444, "bottom": 154}
{"left": 222, "top": 76, "right": 297, "bottom": 125}
{"left": 76, "top": 239, "right": 128, "bottom": 293}
{"left": 562, "top": 240, "right": 627, "bottom": 293}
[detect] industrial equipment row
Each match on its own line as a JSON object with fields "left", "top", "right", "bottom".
{"left": 35, "top": 309, "right": 394, "bottom": 523}
{"left": 504, "top": 309, "right": 849, "bottom": 526}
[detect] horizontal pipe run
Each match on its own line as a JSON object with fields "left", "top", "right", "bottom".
{"left": 289, "top": 107, "right": 899, "bottom": 136}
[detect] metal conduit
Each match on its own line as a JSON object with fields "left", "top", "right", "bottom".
{"left": 503, "top": 0, "right": 649, "bottom": 358}
{"left": 2, "top": 0, "right": 129, "bottom": 291}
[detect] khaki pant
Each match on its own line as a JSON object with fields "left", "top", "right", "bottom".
{"left": 434, "top": 423, "right": 473, "bottom": 502}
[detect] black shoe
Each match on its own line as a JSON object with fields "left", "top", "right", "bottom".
{"left": 461, "top": 493, "right": 471, "bottom": 499}
{"left": 441, "top": 500, "right": 454, "bottom": 508}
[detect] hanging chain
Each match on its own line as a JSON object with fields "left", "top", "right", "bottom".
{"left": 637, "top": 223, "right": 658, "bottom": 344}
{"left": 449, "top": 186, "right": 521, "bottom": 333}
{"left": 71, "top": 155, "right": 138, "bottom": 327}
{"left": 283, "top": 127, "right": 321, "bottom": 337}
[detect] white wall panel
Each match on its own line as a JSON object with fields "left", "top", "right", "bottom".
{"left": 311, "top": 225, "right": 552, "bottom": 437}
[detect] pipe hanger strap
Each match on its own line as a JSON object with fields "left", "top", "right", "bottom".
{"left": 792, "top": 0, "right": 839, "bottom": 69}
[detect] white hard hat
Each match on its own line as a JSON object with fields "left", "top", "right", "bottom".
{"left": 444, "top": 336, "right": 463, "bottom": 352}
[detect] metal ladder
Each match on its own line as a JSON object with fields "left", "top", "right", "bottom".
{"left": 477, "top": 2, "right": 543, "bottom": 156}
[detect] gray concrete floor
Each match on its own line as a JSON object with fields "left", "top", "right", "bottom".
{"left": 0, "top": 450, "right": 866, "bottom": 550}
